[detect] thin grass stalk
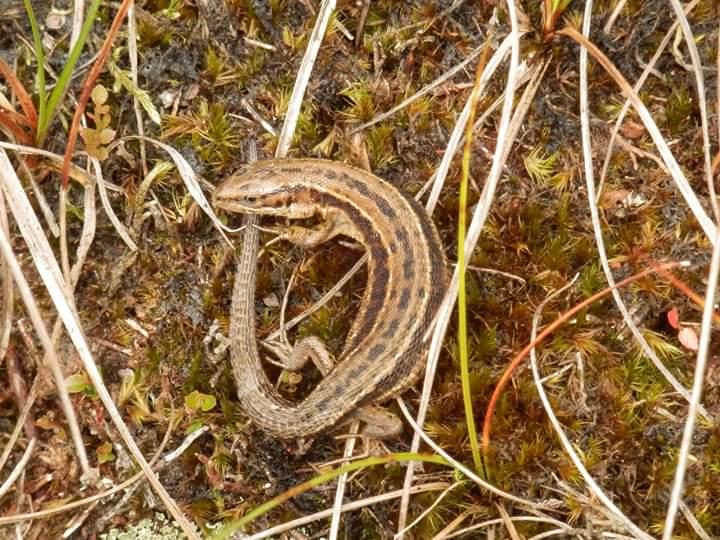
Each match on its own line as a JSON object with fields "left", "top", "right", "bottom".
{"left": 398, "top": 398, "right": 544, "bottom": 508}
{"left": 275, "top": 0, "right": 335, "bottom": 157}
{"left": 0, "top": 438, "right": 36, "bottom": 499}
{"left": 0, "top": 149, "right": 199, "bottom": 539}
{"left": 457, "top": 37, "right": 492, "bottom": 472}
{"left": 0, "top": 225, "right": 91, "bottom": 476}
{"left": 557, "top": 26, "right": 716, "bottom": 242}
{"left": 571, "top": 10, "right": 711, "bottom": 420}
{"left": 246, "top": 482, "right": 450, "bottom": 540}
{"left": 37, "top": 0, "right": 102, "bottom": 144}
{"left": 20, "top": 0, "right": 45, "bottom": 135}
{"left": 661, "top": 233, "right": 720, "bottom": 538}
{"left": 398, "top": 11, "right": 524, "bottom": 535}
{"left": 666, "top": 0, "right": 719, "bottom": 223}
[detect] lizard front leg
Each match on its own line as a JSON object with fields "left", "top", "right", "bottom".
{"left": 279, "top": 208, "right": 362, "bottom": 247}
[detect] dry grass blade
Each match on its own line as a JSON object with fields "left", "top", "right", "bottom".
{"left": 126, "top": 3, "right": 147, "bottom": 177}
{"left": 661, "top": 234, "right": 720, "bottom": 539}
{"left": 349, "top": 42, "right": 487, "bottom": 136}
{"left": 114, "top": 135, "right": 232, "bottom": 242}
{"left": 597, "top": 0, "right": 700, "bottom": 202}
{"left": 393, "top": 481, "right": 464, "bottom": 539}
{"left": 0, "top": 149, "right": 200, "bottom": 539}
{"left": 0, "top": 437, "right": 36, "bottom": 499}
{"left": 0, "top": 376, "right": 38, "bottom": 474}
{"left": 89, "top": 158, "right": 136, "bottom": 250}
{"left": 0, "top": 425, "right": 206, "bottom": 526}
{"left": 444, "top": 516, "right": 576, "bottom": 539}
{"left": 481, "top": 262, "right": 686, "bottom": 452}
{"left": 244, "top": 482, "right": 450, "bottom": 540}
{"left": 397, "top": 398, "right": 544, "bottom": 509}
{"left": 577, "top": 0, "right": 709, "bottom": 419}
{"left": 424, "top": 33, "right": 516, "bottom": 215}
{"left": 0, "top": 161, "right": 92, "bottom": 480}
{"left": 666, "top": 0, "right": 719, "bottom": 223}
{"left": 399, "top": 12, "right": 533, "bottom": 532}
{"left": 431, "top": 508, "right": 477, "bottom": 540}
{"left": 0, "top": 188, "right": 13, "bottom": 362}
{"left": 557, "top": 26, "right": 717, "bottom": 243}
{"left": 275, "top": 0, "right": 336, "bottom": 157}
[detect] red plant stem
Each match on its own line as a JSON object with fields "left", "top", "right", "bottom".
{"left": 0, "top": 110, "right": 34, "bottom": 145}
{"left": 0, "top": 57, "right": 38, "bottom": 130}
{"left": 59, "top": 0, "right": 133, "bottom": 188}
{"left": 482, "top": 262, "right": 683, "bottom": 453}
{"left": 646, "top": 259, "right": 720, "bottom": 326}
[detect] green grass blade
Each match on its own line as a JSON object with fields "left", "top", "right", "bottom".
{"left": 21, "top": 0, "right": 45, "bottom": 137}
{"left": 37, "top": 0, "right": 103, "bottom": 144}
{"left": 458, "top": 37, "right": 493, "bottom": 474}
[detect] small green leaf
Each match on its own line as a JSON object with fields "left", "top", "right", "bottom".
{"left": 99, "top": 128, "right": 116, "bottom": 144}
{"left": 91, "top": 84, "right": 108, "bottom": 105}
{"left": 66, "top": 373, "right": 91, "bottom": 393}
{"left": 96, "top": 442, "right": 115, "bottom": 464}
{"left": 186, "top": 418, "right": 204, "bottom": 434}
{"left": 185, "top": 390, "right": 217, "bottom": 412}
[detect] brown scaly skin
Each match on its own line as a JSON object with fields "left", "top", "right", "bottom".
{"left": 214, "top": 159, "right": 448, "bottom": 438}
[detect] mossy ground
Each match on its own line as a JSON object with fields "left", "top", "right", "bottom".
{"left": 1, "top": 0, "right": 719, "bottom": 538}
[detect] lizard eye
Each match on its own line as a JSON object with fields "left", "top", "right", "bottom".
{"left": 243, "top": 195, "right": 258, "bottom": 204}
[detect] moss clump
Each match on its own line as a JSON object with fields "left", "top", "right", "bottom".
{"left": 101, "top": 513, "right": 191, "bottom": 540}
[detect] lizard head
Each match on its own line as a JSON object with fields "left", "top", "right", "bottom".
{"left": 213, "top": 163, "right": 315, "bottom": 218}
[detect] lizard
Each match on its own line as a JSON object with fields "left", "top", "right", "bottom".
{"left": 213, "top": 158, "right": 448, "bottom": 439}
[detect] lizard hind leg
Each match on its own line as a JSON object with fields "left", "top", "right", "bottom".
{"left": 263, "top": 336, "right": 335, "bottom": 375}
{"left": 356, "top": 405, "right": 404, "bottom": 440}
{"left": 335, "top": 405, "right": 404, "bottom": 456}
